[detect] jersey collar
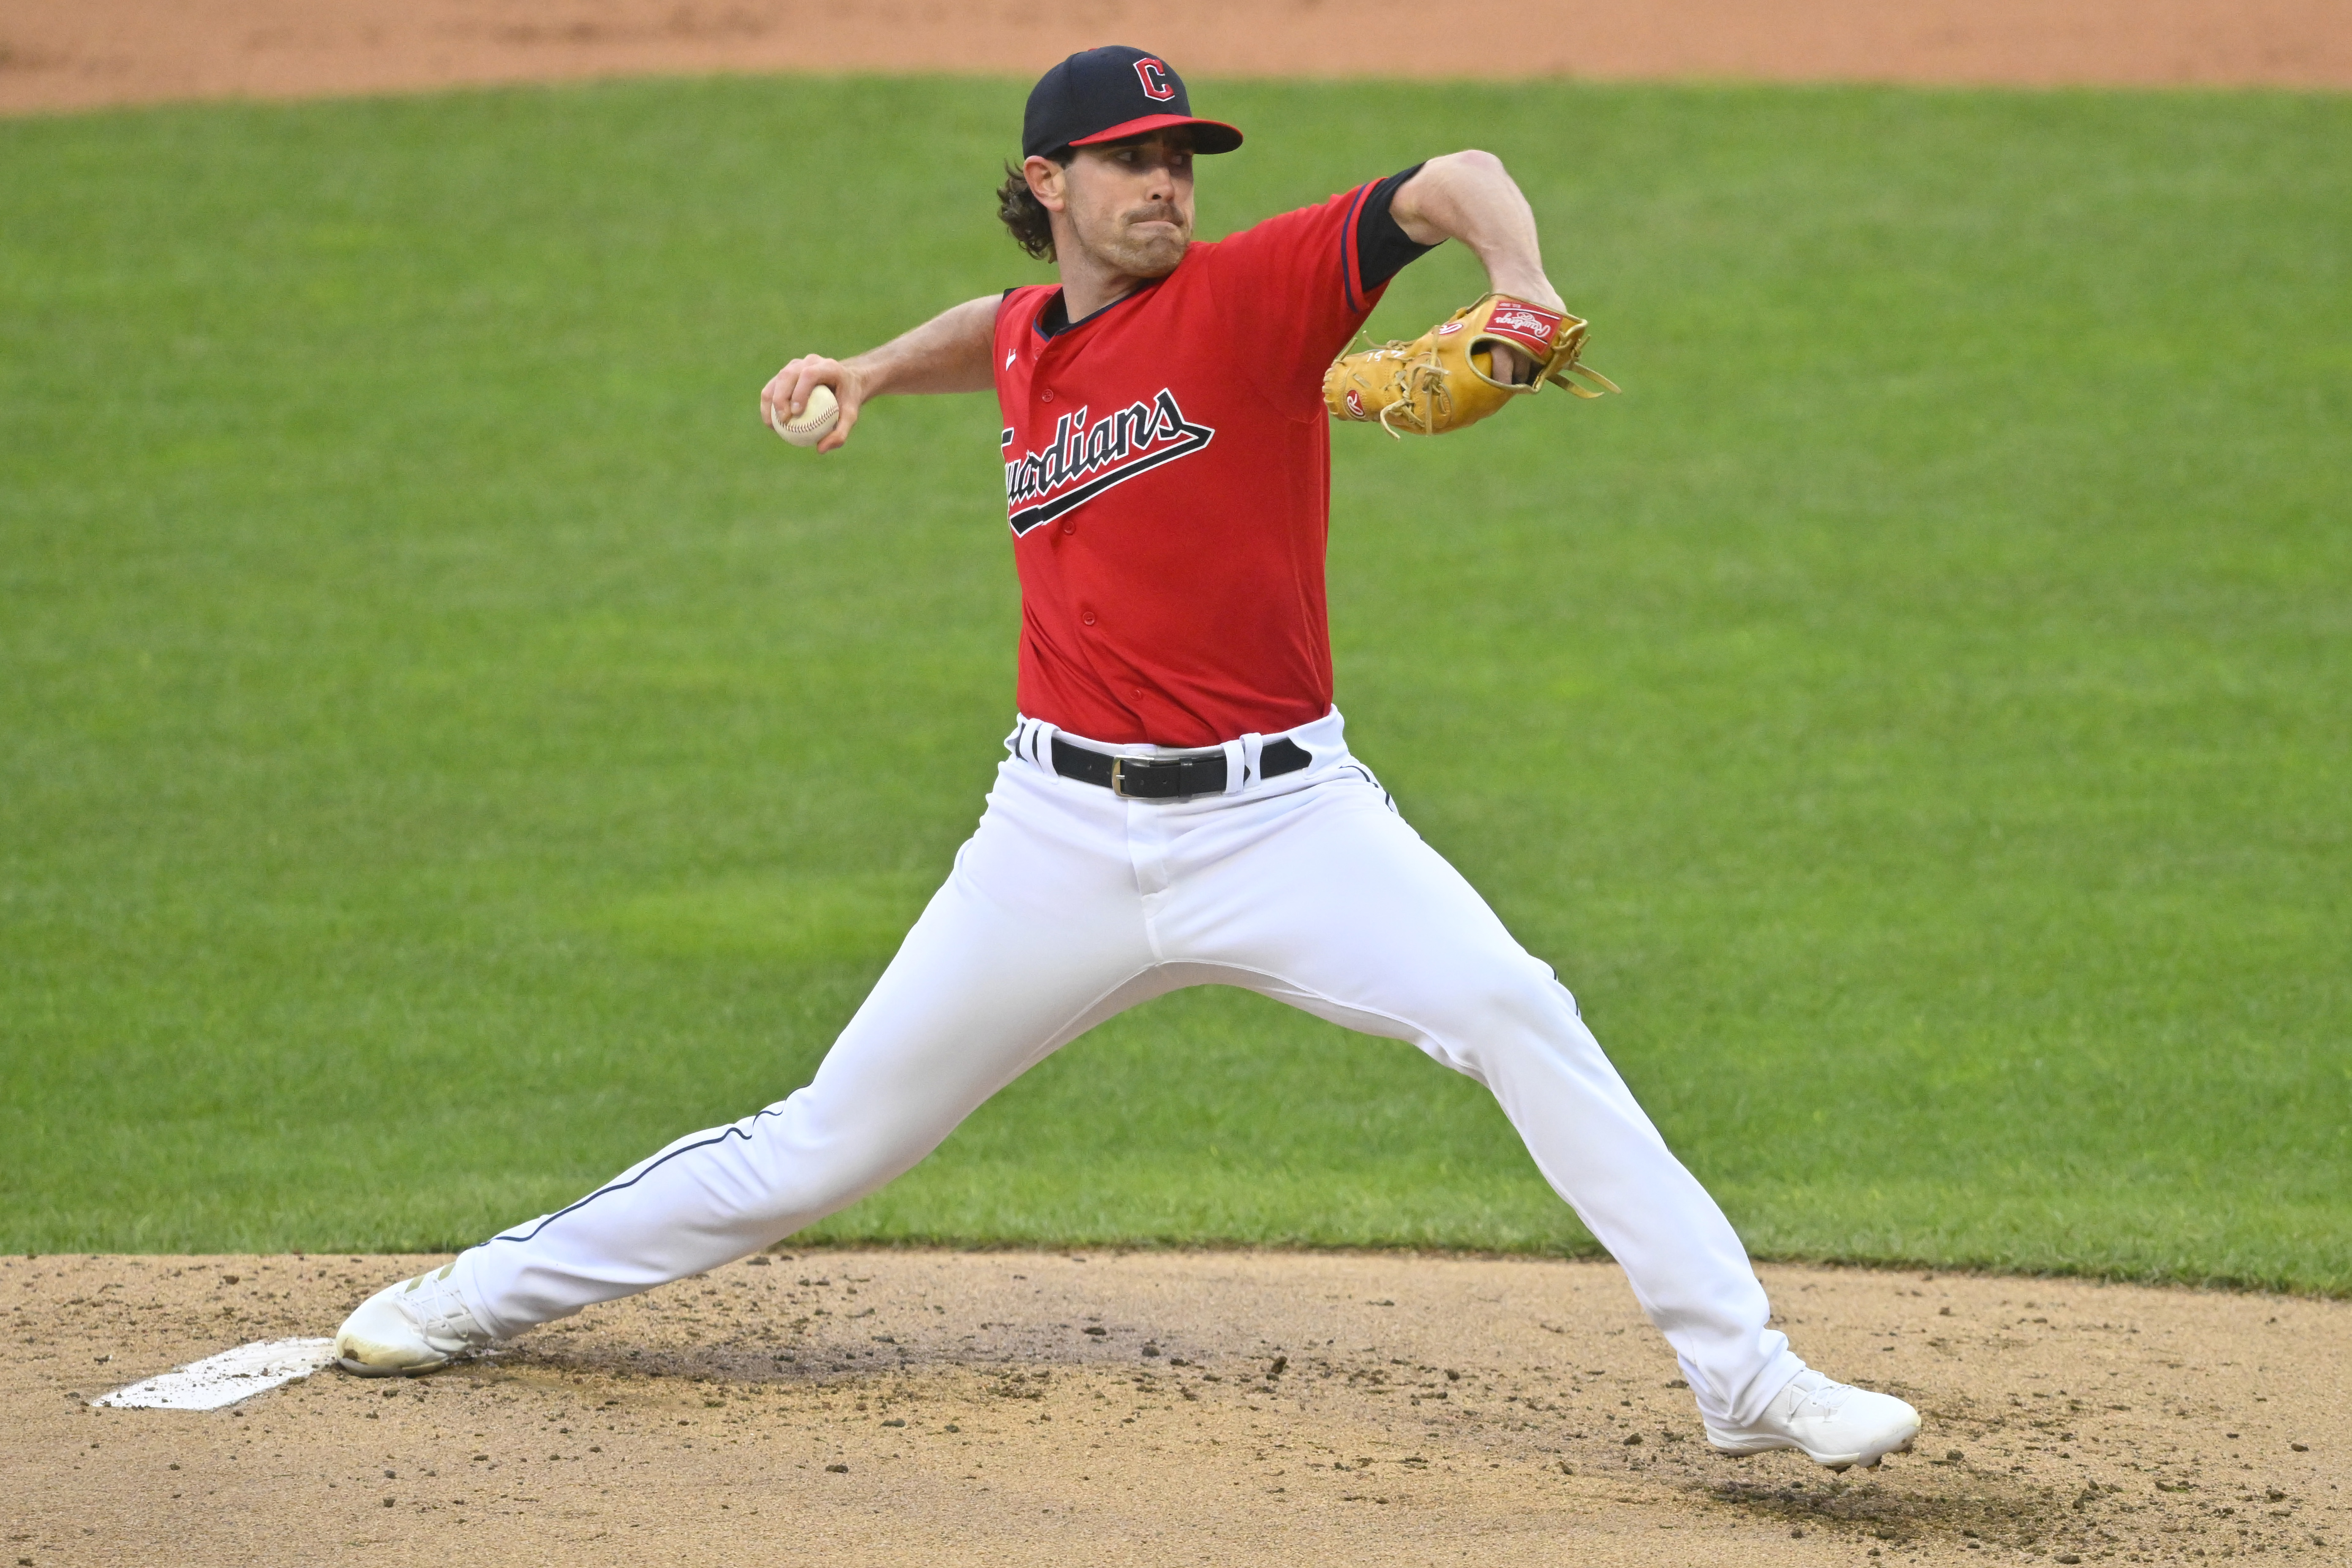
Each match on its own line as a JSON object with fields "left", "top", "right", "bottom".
{"left": 1034, "top": 272, "right": 1171, "bottom": 341}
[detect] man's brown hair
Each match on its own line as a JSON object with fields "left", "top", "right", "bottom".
{"left": 996, "top": 151, "right": 1071, "bottom": 261}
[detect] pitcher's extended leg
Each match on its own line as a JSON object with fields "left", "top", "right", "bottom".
{"left": 441, "top": 770, "right": 1161, "bottom": 1339}
{"left": 1154, "top": 772, "right": 1803, "bottom": 1429}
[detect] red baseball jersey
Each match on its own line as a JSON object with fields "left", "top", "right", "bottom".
{"left": 993, "top": 178, "right": 1422, "bottom": 748}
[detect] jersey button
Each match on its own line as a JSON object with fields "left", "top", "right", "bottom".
{"left": 1040, "top": 388, "right": 1054, "bottom": 403}
{"left": 1059, "top": 520, "right": 1075, "bottom": 535}
{"left": 1081, "top": 611, "right": 1097, "bottom": 626}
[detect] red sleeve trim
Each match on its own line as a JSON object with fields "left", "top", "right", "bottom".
{"left": 1339, "top": 181, "right": 1375, "bottom": 318}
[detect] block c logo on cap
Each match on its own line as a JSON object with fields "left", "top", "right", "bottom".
{"left": 1134, "top": 57, "right": 1176, "bottom": 100}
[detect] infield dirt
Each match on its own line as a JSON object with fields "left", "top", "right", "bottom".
{"left": 3, "top": 0, "right": 2349, "bottom": 116}
{"left": 7, "top": 1249, "right": 2344, "bottom": 1565}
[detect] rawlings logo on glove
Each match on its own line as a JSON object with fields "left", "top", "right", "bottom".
{"left": 1484, "top": 301, "right": 1565, "bottom": 355}
{"left": 1323, "top": 292, "right": 1618, "bottom": 437}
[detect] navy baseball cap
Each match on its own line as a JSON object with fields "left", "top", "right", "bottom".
{"left": 1021, "top": 46, "right": 1243, "bottom": 160}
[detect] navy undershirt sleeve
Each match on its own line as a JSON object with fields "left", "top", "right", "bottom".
{"left": 1357, "top": 163, "right": 1440, "bottom": 291}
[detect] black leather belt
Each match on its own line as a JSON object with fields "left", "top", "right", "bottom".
{"left": 1051, "top": 736, "right": 1312, "bottom": 800}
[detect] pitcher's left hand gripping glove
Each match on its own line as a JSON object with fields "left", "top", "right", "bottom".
{"left": 1323, "top": 292, "right": 1619, "bottom": 437}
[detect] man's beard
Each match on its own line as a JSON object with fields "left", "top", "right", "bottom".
{"left": 1076, "top": 204, "right": 1191, "bottom": 277}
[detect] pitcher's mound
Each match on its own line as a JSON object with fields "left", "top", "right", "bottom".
{"left": 7, "top": 1249, "right": 2341, "bottom": 1565}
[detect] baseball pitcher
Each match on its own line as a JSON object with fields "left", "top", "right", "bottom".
{"left": 335, "top": 46, "right": 1919, "bottom": 1471}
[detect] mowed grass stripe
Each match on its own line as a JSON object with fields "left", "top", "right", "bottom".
{"left": 1, "top": 79, "right": 2345, "bottom": 1289}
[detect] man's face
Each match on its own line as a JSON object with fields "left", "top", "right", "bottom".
{"left": 1028, "top": 131, "right": 1196, "bottom": 278}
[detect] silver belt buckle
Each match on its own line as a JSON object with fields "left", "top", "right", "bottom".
{"left": 1109, "top": 755, "right": 1129, "bottom": 798}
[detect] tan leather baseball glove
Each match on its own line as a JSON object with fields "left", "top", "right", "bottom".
{"left": 1323, "top": 292, "right": 1619, "bottom": 437}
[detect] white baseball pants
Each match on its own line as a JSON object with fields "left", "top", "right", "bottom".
{"left": 449, "top": 709, "right": 1805, "bottom": 1427}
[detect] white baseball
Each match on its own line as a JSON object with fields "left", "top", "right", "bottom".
{"left": 770, "top": 382, "right": 840, "bottom": 448}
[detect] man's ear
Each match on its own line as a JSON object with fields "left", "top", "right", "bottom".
{"left": 1024, "top": 155, "right": 1069, "bottom": 213}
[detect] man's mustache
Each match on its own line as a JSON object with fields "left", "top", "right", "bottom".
{"left": 1123, "top": 205, "right": 1186, "bottom": 228}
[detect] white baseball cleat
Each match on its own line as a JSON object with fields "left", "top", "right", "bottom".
{"left": 1704, "top": 1368, "right": 1921, "bottom": 1470}
{"left": 333, "top": 1262, "right": 496, "bottom": 1377}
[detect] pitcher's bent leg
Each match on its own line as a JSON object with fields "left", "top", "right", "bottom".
{"left": 450, "top": 783, "right": 1156, "bottom": 1338}
{"left": 1162, "top": 778, "right": 1804, "bottom": 1429}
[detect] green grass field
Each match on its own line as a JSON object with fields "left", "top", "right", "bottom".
{"left": 2, "top": 77, "right": 2346, "bottom": 1291}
